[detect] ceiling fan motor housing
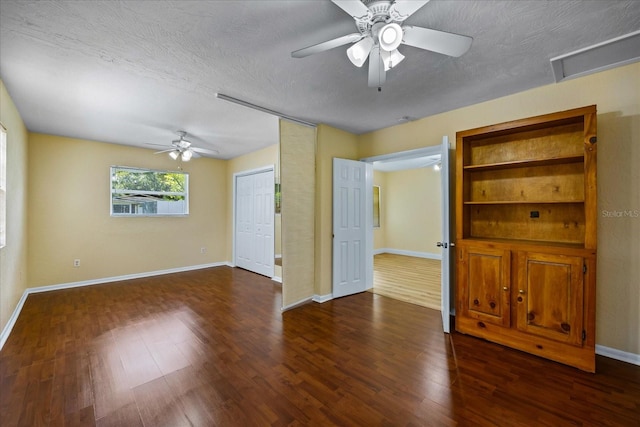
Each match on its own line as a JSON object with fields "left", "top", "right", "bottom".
{"left": 356, "top": 1, "right": 393, "bottom": 34}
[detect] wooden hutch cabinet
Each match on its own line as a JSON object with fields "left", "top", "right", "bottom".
{"left": 455, "top": 105, "right": 597, "bottom": 372}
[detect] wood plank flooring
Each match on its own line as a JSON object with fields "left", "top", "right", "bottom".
{"left": 373, "top": 253, "right": 441, "bottom": 310}
{"left": 1, "top": 266, "right": 639, "bottom": 426}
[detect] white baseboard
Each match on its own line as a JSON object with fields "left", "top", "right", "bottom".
{"left": 281, "top": 296, "right": 314, "bottom": 312}
{"left": 313, "top": 293, "right": 333, "bottom": 303}
{"left": 0, "top": 262, "right": 228, "bottom": 351}
{"left": 0, "top": 291, "right": 30, "bottom": 351}
{"left": 596, "top": 345, "right": 640, "bottom": 366}
{"left": 374, "top": 248, "right": 442, "bottom": 260}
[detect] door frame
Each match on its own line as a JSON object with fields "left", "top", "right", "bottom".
{"left": 232, "top": 165, "right": 276, "bottom": 277}
{"left": 359, "top": 141, "right": 453, "bottom": 331}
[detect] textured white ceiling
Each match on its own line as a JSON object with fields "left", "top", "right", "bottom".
{"left": 1, "top": 1, "right": 639, "bottom": 159}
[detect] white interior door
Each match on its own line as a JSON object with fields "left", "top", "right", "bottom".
{"left": 235, "top": 168, "right": 275, "bottom": 278}
{"left": 439, "top": 136, "right": 453, "bottom": 333}
{"left": 236, "top": 174, "right": 253, "bottom": 270}
{"left": 253, "top": 170, "right": 275, "bottom": 276}
{"left": 333, "top": 158, "right": 373, "bottom": 298}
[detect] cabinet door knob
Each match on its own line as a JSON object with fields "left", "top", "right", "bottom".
{"left": 519, "top": 289, "right": 525, "bottom": 294}
{"left": 503, "top": 287, "right": 508, "bottom": 291}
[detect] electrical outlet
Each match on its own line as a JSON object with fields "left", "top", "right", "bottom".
{"left": 200, "top": 247, "right": 207, "bottom": 254}
{"left": 73, "top": 259, "right": 80, "bottom": 268}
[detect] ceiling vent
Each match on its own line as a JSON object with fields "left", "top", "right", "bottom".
{"left": 551, "top": 30, "right": 640, "bottom": 82}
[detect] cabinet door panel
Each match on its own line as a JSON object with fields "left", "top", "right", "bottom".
{"left": 517, "top": 252, "right": 584, "bottom": 346}
{"left": 459, "top": 246, "right": 511, "bottom": 327}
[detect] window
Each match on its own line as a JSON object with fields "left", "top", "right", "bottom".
{"left": 110, "top": 166, "right": 189, "bottom": 216}
{"left": 0, "top": 124, "right": 6, "bottom": 247}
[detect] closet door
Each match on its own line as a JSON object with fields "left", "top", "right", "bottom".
{"left": 235, "top": 169, "right": 274, "bottom": 278}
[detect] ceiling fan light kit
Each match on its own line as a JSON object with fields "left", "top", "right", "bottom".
{"left": 292, "top": 0, "right": 473, "bottom": 88}
{"left": 378, "top": 23, "right": 403, "bottom": 51}
{"left": 347, "top": 36, "right": 374, "bottom": 67}
{"left": 149, "top": 130, "right": 219, "bottom": 161}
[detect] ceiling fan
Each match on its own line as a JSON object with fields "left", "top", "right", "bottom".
{"left": 292, "top": 0, "right": 473, "bottom": 88}
{"left": 150, "top": 131, "right": 219, "bottom": 162}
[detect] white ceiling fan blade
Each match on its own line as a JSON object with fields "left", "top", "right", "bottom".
{"left": 331, "top": 0, "right": 371, "bottom": 19}
{"left": 153, "top": 149, "right": 175, "bottom": 154}
{"left": 402, "top": 26, "right": 472, "bottom": 57}
{"left": 189, "top": 150, "right": 202, "bottom": 159}
{"left": 191, "top": 147, "right": 220, "bottom": 156}
{"left": 292, "top": 33, "right": 363, "bottom": 58}
{"left": 388, "top": 0, "right": 431, "bottom": 21}
{"left": 368, "top": 46, "right": 386, "bottom": 88}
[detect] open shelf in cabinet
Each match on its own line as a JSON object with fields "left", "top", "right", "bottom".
{"left": 462, "top": 155, "right": 584, "bottom": 171}
{"left": 465, "top": 202, "right": 586, "bottom": 244}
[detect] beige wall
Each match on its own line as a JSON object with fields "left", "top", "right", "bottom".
{"left": 0, "top": 80, "right": 29, "bottom": 335}
{"left": 314, "top": 124, "right": 359, "bottom": 297}
{"left": 381, "top": 167, "right": 441, "bottom": 256}
{"left": 358, "top": 62, "right": 640, "bottom": 355}
{"left": 28, "top": 134, "right": 228, "bottom": 286}
{"left": 226, "top": 144, "right": 282, "bottom": 277}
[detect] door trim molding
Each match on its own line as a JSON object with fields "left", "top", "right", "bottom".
{"left": 360, "top": 145, "right": 442, "bottom": 164}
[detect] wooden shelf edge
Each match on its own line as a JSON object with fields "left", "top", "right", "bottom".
{"left": 456, "top": 238, "right": 596, "bottom": 254}
{"left": 463, "top": 200, "right": 585, "bottom": 205}
{"left": 463, "top": 155, "right": 584, "bottom": 171}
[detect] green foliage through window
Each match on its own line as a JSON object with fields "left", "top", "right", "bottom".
{"left": 110, "top": 166, "right": 189, "bottom": 216}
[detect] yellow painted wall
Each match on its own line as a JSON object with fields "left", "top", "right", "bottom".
{"left": 314, "top": 124, "right": 359, "bottom": 297}
{"left": 226, "top": 143, "right": 280, "bottom": 277}
{"left": 0, "top": 80, "right": 29, "bottom": 335}
{"left": 382, "top": 167, "right": 441, "bottom": 256}
{"left": 28, "top": 134, "right": 228, "bottom": 286}
{"left": 358, "top": 62, "right": 640, "bottom": 355}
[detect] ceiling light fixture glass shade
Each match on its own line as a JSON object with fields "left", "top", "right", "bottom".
{"left": 347, "top": 36, "right": 374, "bottom": 67}
{"left": 181, "top": 150, "right": 193, "bottom": 162}
{"left": 381, "top": 49, "right": 405, "bottom": 70}
{"left": 168, "top": 150, "right": 179, "bottom": 160}
{"left": 378, "top": 23, "right": 403, "bottom": 52}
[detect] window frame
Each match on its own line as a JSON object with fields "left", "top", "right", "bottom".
{"left": 110, "top": 166, "right": 189, "bottom": 217}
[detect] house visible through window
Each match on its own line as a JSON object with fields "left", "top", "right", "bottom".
{"left": 110, "top": 166, "right": 189, "bottom": 216}
{"left": 0, "top": 124, "right": 6, "bottom": 248}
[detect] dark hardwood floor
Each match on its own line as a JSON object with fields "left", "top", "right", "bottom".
{"left": 1, "top": 266, "right": 638, "bottom": 426}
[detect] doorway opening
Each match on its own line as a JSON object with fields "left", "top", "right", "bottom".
{"left": 368, "top": 154, "right": 442, "bottom": 310}
{"left": 359, "top": 138, "right": 453, "bottom": 333}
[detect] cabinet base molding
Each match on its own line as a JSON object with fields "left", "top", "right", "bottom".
{"left": 457, "top": 316, "right": 595, "bottom": 372}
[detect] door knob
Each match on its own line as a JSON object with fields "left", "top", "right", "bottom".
{"left": 436, "top": 242, "right": 448, "bottom": 248}
{"left": 519, "top": 289, "right": 525, "bottom": 294}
